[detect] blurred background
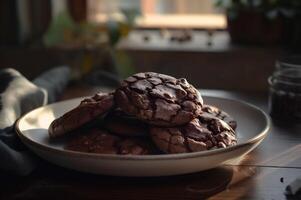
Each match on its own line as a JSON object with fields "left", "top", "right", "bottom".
{"left": 0, "top": 0, "right": 300, "bottom": 91}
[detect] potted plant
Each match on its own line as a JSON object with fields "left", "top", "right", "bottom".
{"left": 215, "top": 0, "right": 301, "bottom": 45}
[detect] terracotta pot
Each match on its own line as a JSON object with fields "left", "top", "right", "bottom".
{"left": 227, "top": 10, "right": 284, "bottom": 45}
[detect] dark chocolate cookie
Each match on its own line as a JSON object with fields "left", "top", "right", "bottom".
{"left": 65, "top": 129, "right": 154, "bottom": 155}
{"left": 115, "top": 72, "right": 203, "bottom": 126}
{"left": 201, "top": 105, "right": 237, "bottom": 130}
{"left": 49, "top": 92, "right": 114, "bottom": 138}
{"left": 104, "top": 109, "right": 148, "bottom": 137}
{"left": 150, "top": 117, "right": 236, "bottom": 154}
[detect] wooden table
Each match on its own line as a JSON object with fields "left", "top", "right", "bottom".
{"left": 1, "top": 84, "right": 301, "bottom": 200}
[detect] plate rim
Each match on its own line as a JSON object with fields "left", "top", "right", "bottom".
{"left": 15, "top": 95, "right": 271, "bottom": 161}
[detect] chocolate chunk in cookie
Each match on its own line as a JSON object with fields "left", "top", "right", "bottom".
{"left": 201, "top": 105, "right": 237, "bottom": 130}
{"left": 49, "top": 92, "right": 114, "bottom": 138}
{"left": 115, "top": 72, "right": 203, "bottom": 126}
{"left": 150, "top": 117, "right": 237, "bottom": 154}
{"left": 65, "top": 129, "right": 155, "bottom": 155}
{"left": 104, "top": 109, "right": 148, "bottom": 137}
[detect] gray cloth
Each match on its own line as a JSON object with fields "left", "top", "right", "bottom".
{"left": 33, "top": 67, "right": 70, "bottom": 103}
{"left": 0, "top": 67, "right": 70, "bottom": 175}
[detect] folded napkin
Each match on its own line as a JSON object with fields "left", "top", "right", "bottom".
{"left": 0, "top": 67, "right": 70, "bottom": 175}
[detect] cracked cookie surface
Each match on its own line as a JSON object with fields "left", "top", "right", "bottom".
{"left": 201, "top": 105, "right": 237, "bottom": 130}
{"left": 49, "top": 92, "right": 114, "bottom": 138}
{"left": 115, "top": 72, "right": 203, "bottom": 126}
{"left": 65, "top": 129, "right": 154, "bottom": 155}
{"left": 150, "top": 116, "right": 237, "bottom": 154}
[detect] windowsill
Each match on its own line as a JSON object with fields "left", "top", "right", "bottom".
{"left": 117, "top": 30, "right": 283, "bottom": 53}
{"left": 117, "top": 30, "right": 230, "bottom": 52}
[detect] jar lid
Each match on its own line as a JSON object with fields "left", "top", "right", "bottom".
{"left": 276, "top": 55, "right": 301, "bottom": 70}
{"left": 273, "top": 68, "right": 301, "bottom": 84}
{"left": 269, "top": 76, "right": 301, "bottom": 86}
{"left": 269, "top": 69, "right": 301, "bottom": 93}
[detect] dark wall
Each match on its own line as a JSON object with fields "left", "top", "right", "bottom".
{"left": 123, "top": 48, "right": 281, "bottom": 91}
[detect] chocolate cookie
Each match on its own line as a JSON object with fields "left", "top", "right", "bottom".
{"left": 150, "top": 117, "right": 236, "bottom": 154}
{"left": 65, "top": 129, "right": 154, "bottom": 155}
{"left": 104, "top": 109, "right": 148, "bottom": 137}
{"left": 115, "top": 72, "right": 203, "bottom": 126}
{"left": 201, "top": 105, "right": 237, "bottom": 130}
{"left": 49, "top": 92, "right": 114, "bottom": 138}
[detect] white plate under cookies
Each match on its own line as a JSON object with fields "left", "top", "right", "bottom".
{"left": 16, "top": 96, "right": 270, "bottom": 177}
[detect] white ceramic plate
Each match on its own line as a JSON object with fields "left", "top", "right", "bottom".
{"left": 16, "top": 96, "right": 270, "bottom": 177}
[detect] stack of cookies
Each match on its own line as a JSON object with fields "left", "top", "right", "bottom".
{"left": 49, "top": 72, "right": 237, "bottom": 155}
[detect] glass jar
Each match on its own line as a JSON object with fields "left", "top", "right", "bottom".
{"left": 268, "top": 66, "right": 301, "bottom": 123}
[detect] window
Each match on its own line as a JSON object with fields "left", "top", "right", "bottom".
{"left": 88, "top": 0, "right": 226, "bottom": 30}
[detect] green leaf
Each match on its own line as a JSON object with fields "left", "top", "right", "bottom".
{"left": 121, "top": 8, "right": 140, "bottom": 26}
{"left": 43, "top": 11, "right": 77, "bottom": 47}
